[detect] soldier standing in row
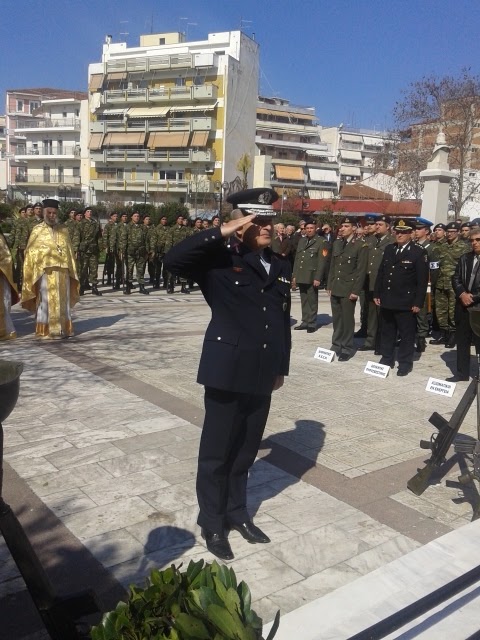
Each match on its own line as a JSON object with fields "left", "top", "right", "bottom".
{"left": 65, "top": 209, "right": 77, "bottom": 242}
{"left": 358, "top": 215, "right": 394, "bottom": 353}
{"left": 327, "top": 216, "right": 368, "bottom": 361}
{"left": 102, "top": 212, "right": 118, "bottom": 287}
{"left": 374, "top": 219, "right": 428, "bottom": 376}
{"left": 120, "top": 212, "right": 149, "bottom": 295}
{"left": 149, "top": 215, "right": 170, "bottom": 290}
{"left": 414, "top": 218, "right": 435, "bottom": 352}
{"left": 292, "top": 220, "right": 327, "bottom": 333}
{"left": 142, "top": 215, "right": 155, "bottom": 284}
{"left": 75, "top": 207, "right": 102, "bottom": 296}
{"left": 355, "top": 215, "right": 378, "bottom": 339}
{"left": 10, "top": 207, "right": 27, "bottom": 291}
{"left": 165, "top": 215, "right": 191, "bottom": 294}
{"left": 430, "top": 222, "right": 469, "bottom": 348}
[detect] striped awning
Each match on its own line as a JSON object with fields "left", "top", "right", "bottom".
{"left": 148, "top": 131, "right": 190, "bottom": 148}
{"left": 89, "top": 74, "right": 104, "bottom": 91}
{"left": 103, "top": 132, "right": 146, "bottom": 146}
{"left": 275, "top": 165, "right": 304, "bottom": 181}
{"left": 190, "top": 131, "right": 209, "bottom": 146}
{"left": 128, "top": 106, "right": 170, "bottom": 118}
{"left": 89, "top": 133, "right": 104, "bottom": 150}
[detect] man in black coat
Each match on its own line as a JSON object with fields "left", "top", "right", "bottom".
{"left": 164, "top": 188, "right": 291, "bottom": 560}
{"left": 374, "top": 219, "right": 428, "bottom": 376}
{"left": 451, "top": 229, "right": 480, "bottom": 381}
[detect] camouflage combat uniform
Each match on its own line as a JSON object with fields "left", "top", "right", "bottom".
{"left": 165, "top": 224, "right": 191, "bottom": 293}
{"left": 118, "top": 220, "right": 149, "bottom": 293}
{"left": 75, "top": 216, "right": 102, "bottom": 290}
{"left": 432, "top": 238, "right": 469, "bottom": 336}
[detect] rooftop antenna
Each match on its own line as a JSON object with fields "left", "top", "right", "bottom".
{"left": 149, "top": 11, "right": 154, "bottom": 34}
{"left": 179, "top": 17, "right": 188, "bottom": 34}
{"left": 240, "top": 17, "right": 253, "bottom": 32}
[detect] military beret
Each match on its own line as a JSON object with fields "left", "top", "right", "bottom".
{"left": 470, "top": 218, "right": 480, "bottom": 227}
{"left": 84, "top": 206, "right": 93, "bottom": 214}
{"left": 364, "top": 214, "right": 378, "bottom": 223}
{"left": 42, "top": 198, "right": 59, "bottom": 209}
{"left": 434, "top": 223, "right": 447, "bottom": 230}
{"left": 227, "top": 188, "right": 279, "bottom": 217}
{"left": 415, "top": 217, "right": 433, "bottom": 229}
{"left": 377, "top": 215, "right": 391, "bottom": 224}
{"left": 460, "top": 222, "right": 471, "bottom": 229}
{"left": 393, "top": 219, "right": 414, "bottom": 232}
{"left": 33, "top": 202, "right": 43, "bottom": 208}
{"left": 340, "top": 216, "right": 358, "bottom": 224}
{"left": 445, "top": 222, "right": 460, "bottom": 231}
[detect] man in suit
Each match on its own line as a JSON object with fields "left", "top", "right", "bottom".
{"left": 374, "top": 219, "right": 429, "bottom": 376}
{"left": 327, "top": 216, "right": 368, "bottom": 361}
{"left": 292, "top": 220, "right": 328, "bottom": 333}
{"left": 164, "top": 188, "right": 291, "bottom": 561}
{"left": 451, "top": 229, "right": 480, "bottom": 381}
{"left": 358, "top": 215, "right": 394, "bottom": 352}
{"left": 271, "top": 222, "right": 291, "bottom": 257}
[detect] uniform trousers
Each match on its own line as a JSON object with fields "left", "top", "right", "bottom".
{"left": 435, "top": 287, "right": 456, "bottom": 331}
{"left": 330, "top": 295, "right": 356, "bottom": 356}
{"left": 454, "top": 303, "right": 480, "bottom": 378}
{"left": 126, "top": 249, "right": 146, "bottom": 284}
{"left": 379, "top": 308, "right": 416, "bottom": 366}
{"left": 197, "top": 386, "right": 271, "bottom": 534}
{"left": 80, "top": 251, "right": 99, "bottom": 286}
{"left": 298, "top": 283, "right": 318, "bottom": 328}
{"left": 364, "top": 291, "right": 381, "bottom": 349}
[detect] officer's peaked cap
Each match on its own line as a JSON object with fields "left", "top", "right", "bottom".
{"left": 227, "top": 188, "right": 279, "bottom": 217}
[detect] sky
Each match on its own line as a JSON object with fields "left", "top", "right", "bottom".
{"left": 2, "top": 0, "right": 480, "bottom": 130}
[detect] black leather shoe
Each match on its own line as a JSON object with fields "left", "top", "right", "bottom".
{"left": 230, "top": 521, "right": 270, "bottom": 544}
{"left": 91, "top": 285, "right": 102, "bottom": 296}
{"left": 445, "top": 332, "right": 456, "bottom": 348}
{"left": 446, "top": 374, "right": 469, "bottom": 382}
{"left": 201, "top": 530, "right": 234, "bottom": 560}
{"left": 307, "top": 327, "right": 317, "bottom": 333}
{"left": 358, "top": 345, "right": 374, "bottom": 351}
{"left": 379, "top": 357, "right": 394, "bottom": 368}
{"left": 415, "top": 337, "right": 426, "bottom": 353}
{"left": 397, "top": 365, "right": 413, "bottom": 377}
{"left": 430, "top": 335, "right": 446, "bottom": 345}
{"left": 338, "top": 353, "right": 352, "bottom": 362}
{"left": 294, "top": 323, "right": 308, "bottom": 331}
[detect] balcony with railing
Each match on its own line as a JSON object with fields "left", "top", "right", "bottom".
{"left": 15, "top": 174, "right": 81, "bottom": 186}
{"left": 15, "top": 146, "right": 81, "bottom": 160}
{"left": 103, "top": 84, "right": 217, "bottom": 105}
{"left": 105, "top": 52, "right": 195, "bottom": 75}
{"left": 14, "top": 118, "right": 81, "bottom": 131}
{"left": 90, "top": 117, "right": 214, "bottom": 134}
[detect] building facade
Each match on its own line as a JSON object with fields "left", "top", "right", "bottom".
{"left": 254, "top": 96, "right": 339, "bottom": 210}
{"left": 321, "top": 126, "right": 390, "bottom": 186}
{"left": 88, "top": 30, "right": 259, "bottom": 211}
{"left": 5, "top": 89, "right": 88, "bottom": 201}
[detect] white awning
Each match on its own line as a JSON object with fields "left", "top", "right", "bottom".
{"left": 341, "top": 133, "right": 362, "bottom": 143}
{"left": 128, "top": 106, "right": 170, "bottom": 118}
{"left": 306, "top": 149, "right": 333, "bottom": 158}
{"left": 340, "top": 166, "right": 361, "bottom": 176}
{"left": 169, "top": 104, "right": 217, "bottom": 112}
{"left": 363, "top": 136, "right": 384, "bottom": 147}
{"left": 308, "top": 168, "right": 338, "bottom": 183}
{"left": 340, "top": 150, "right": 362, "bottom": 161}
{"left": 98, "top": 108, "right": 128, "bottom": 115}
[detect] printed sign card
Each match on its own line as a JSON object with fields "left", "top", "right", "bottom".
{"left": 314, "top": 347, "right": 335, "bottom": 363}
{"left": 364, "top": 361, "right": 390, "bottom": 378}
{"left": 426, "top": 377, "right": 456, "bottom": 398}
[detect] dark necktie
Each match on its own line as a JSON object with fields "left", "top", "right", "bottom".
{"left": 469, "top": 257, "right": 479, "bottom": 291}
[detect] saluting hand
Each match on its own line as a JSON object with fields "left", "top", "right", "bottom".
{"left": 220, "top": 214, "right": 256, "bottom": 239}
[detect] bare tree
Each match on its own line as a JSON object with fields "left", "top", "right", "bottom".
{"left": 393, "top": 68, "right": 480, "bottom": 214}
{"left": 236, "top": 153, "right": 252, "bottom": 189}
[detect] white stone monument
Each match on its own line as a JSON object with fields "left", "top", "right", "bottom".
{"left": 420, "top": 131, "right": 456, "bottom": 226}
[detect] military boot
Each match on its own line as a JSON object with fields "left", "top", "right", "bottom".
{"left": 445, "top": 331, "right": 456, "bottom": 349}
{"left": 181, "top": 283, "right": 190, "bottom": 294}
{"left": 92, "top": 284, "right": 102, "bottom": 296}
{"left": 416, "top": 337, "right": 426, "bottom": 353}
{"left": 79, "top": 286, "right": 85, "bottom": 296}
{"left": 139, "top": 284, "right": 150, "bottom": 295}
{"left": 430, "top": 332, "right": 447, "bottom": 345}
{"left": 153, "top": 278, "right": 161, "bottom": 290}
{"left": 124, "top": 282, "right": 132, "bottom": 295}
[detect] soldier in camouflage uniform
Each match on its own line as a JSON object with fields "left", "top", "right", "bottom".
{"left": 65, "top": 209, "right": 77, "bottom": 242}
{"left": 102, "top": 212, "right": 119, "bottom": 287}
{"left": 75, "top": 207, "right": 102, "bottom": 296}
{"left": 142, "top": 215, "right": 155, "bottom": 284}
{"left": 9, "top": 207, "right": 27, "bottom": 290}
{"left": 116, "top": 213, "right": 129, "bottom": 290}
{"left": 327, "top": 217, "right": 369, "bottom": 360}
{"left": 119, "top": 211, "right": 149, "bottom": 295}
{"left": 165, "top": 215, "right": 191, "bottom": 294}
{"left": 148, "top": 215, "right": 170, "bottom": 290}
{"left": 459, "top": 222, "right": 471, "bottom": 246}
{"left": 430, "top": 221, "right": 469, "bottom": 348}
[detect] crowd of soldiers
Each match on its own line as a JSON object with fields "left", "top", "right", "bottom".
{"left": 8, "top": 204, "right": 222, "bottom": 296}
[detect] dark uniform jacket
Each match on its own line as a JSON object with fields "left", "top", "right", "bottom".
{"left": 164, "top": 228, "right": 292, "bottom": 396}
{"left": 452, "top": 252, "right": 480, "bottom": 301}
{"left": 327, "top": 237, "right": 368, "bottom": 297}
{"left": 374, "top": 241, "right": 428, "bottom": 310}
{"left": 367, "top": 234, "right": 394, "bottom": 292}
{"left": 293, "top": 236, "right": 328, "bottom": 284}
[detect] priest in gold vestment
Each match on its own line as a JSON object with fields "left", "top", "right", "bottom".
{"left": 22, "top": 199, "right": 79, "bottom": 338}
{"left": 0, "top": 230, "right": 19, "bottom": 339}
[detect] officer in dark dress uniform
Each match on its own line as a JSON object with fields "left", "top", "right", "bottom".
{"left": 164, "top": 188, "right": 291, "bottom": 561}
{"left": 374, "top": 219, "right": 428, "bottom": 376}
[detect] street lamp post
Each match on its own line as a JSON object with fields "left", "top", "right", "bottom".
{"left": 220, "top": 181, "right": 229, "bottom": 222}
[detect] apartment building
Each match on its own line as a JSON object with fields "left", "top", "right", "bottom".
{"left": 0, "top": 116, "right": 6, "bottom": 193}
{"left": 254, "top": 96, "right": 339, "bottom": 204}
{"left": 5, "top": 89, "right": 88, "bottom": 201}
{"left": 321, "top": 126, "right": 390, "bottom": 185}
{"left": 88, "top": 30, "right": 259, "bottom": 210}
